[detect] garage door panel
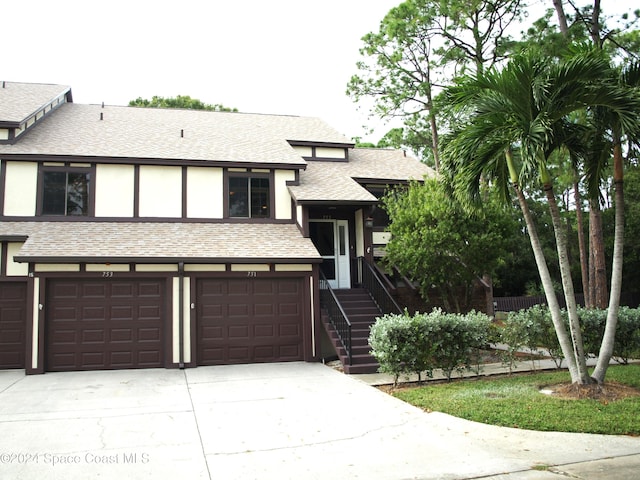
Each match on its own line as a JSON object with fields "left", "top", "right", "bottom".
{"left": 138, "top": 282, "right": 162, "bottom": 297}
{"left": 82, "top": 306, "right": 107, "bottom": 320}
{"left": 279, "top": 324, "right": 300, "bottom": 337}
{"left": 255, "top": 304, "right": 274, "bottom": 316}
{"left": 138, "top": 327, "right": 161, "bottom": 342}
{"left": 51, "top": 329, "right": 77, "bottom": 344}
{"left": 253, "top": 280, "right": 275, "bottom": 295}
{"left": 228, "top": 304, "right": 249, "bottom": 317}
{"left": 137, "top": 350, "right": 162, "bottom": 365}
{"left": 81, "top": 330, "right": 105, "bottom": 343}
{"left": 111, "top": 305, "right": 134, "bottom": 320}
{"left": 228, "top": 325, "right": 249, "bottom": 339}
{"left": 227, "top": 346, "right": 250, "bottom": 362}
{"left": 197, "top": 278, "right": 304, "bottom": 365}
{"left": 82, "top": 283, "right": 108, "bottom": 298}
{"left": 228, "top": 280, "right": 250, "bottom": 296}
{"left": 138, "top": 305, "right": 162, "bottom": 319}
{"left": 46, "top": 279, "right": 165, "bottom": 372}
{"left": 1, "top": 327, "right": 23, "bottom": 343}
{"left": 254, "top": 346, "right": 275, "bottom": 361}
{"left": 1, "top": 306, "right": 24, "bottom": 322}
{"left": 49, "top": 282, "right": 80, "bottom": 299}
{"left": 111, "top": 329, "right": 132, "bottom": 342}
{"left": 254, "top": 324, "right": 274, "bottom": 337}
{"left": 111, "top": 351, "right": 133, "bottom": 366}
{"left": 111, "top": 283, "right": 135, "bottom": 297}
{"left": 81, "top": 352, "right": 106, "bottom": 368}
{"left": 279, "top": 302, "right": 300, "bottom": 316}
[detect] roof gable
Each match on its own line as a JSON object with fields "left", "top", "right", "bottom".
{"left": 289, "top": 148, "right": 434, "bottom": 204}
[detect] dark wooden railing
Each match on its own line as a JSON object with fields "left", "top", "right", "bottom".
{"left": 319, "top": 271, "right": 352, "bottom": 365}
{"left": 357, "top": 257, "right": 403, "bottom": 315}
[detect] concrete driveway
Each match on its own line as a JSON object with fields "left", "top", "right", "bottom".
{"left": 0, "top": 362, "right": 639, "bottom": 480}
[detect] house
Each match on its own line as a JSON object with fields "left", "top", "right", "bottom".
{"left": 0, "top": 81, "right": 433, "bottom": 374}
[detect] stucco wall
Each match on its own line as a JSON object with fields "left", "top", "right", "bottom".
{"left": 187, "top": 166, "right": 223, "bottom": 218}
{"left": 138, "top": 165, "right": 182, "bottom": 217}
{"left": 3, "top": 161, "right": 37, "bottom": 216}
{"left": 275, "top": 169, "right": 295, "bottom": 220}
{"left": 95, "top": 164, "right": 135, "bottom": 217}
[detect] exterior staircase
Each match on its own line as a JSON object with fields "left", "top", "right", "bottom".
{"left": 322, "top": 288, "right": 381, "bottom": 374}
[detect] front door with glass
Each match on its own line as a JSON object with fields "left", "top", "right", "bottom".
{"left": 309, "top": 220, "right": 351, "bottom": 289}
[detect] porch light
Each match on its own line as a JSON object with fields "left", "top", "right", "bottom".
{"left": 364, "top": 217, "right": 374, "bottom": 229}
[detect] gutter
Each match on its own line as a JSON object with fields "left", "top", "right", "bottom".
{"left": 178, "top": 261, "right": 185, "bottom": 369}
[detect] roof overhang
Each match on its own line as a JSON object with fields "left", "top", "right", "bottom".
{"left": 3, "top": 221, "right": 322, "bottom": 264}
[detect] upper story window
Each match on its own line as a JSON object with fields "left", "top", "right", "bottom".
{"left": 40, "top": 167, "right": 91, "bottom": 216}
{"left": 228, "top": 175, "right": 270, "bottom": 218}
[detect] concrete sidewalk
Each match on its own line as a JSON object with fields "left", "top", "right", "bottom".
{"left": 0, "top": 362, "right": 638, "bottom": 479}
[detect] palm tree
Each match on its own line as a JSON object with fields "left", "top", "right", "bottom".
{"left": 590, "top": 60, "right": 640, "bottom": 383}
{"left": 442, "top": 50, "right": 640, "bottom": 385}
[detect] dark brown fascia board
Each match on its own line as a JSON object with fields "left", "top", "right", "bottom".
{"left": 0, "top": 121, "right": 21, "bottom": 128}
{"left": 0, "top": 216, "right": 299, "bottom": 225}
{"left": 302, "top": 156, "right": 349, "bottom": 163}
{"left": 295, "top": 200, "right": 378, "bottom": 207}
{"left": 0, "top": 235, "right": 29, "bottom": 242}
{"left": 287, "top": 140, "right": 355, "bottom": 149}
{"left": 0, "top": 153, "right": 307, "bottom": 171}
{"left": 353, "top": 177, "right": 418, "bottom": 185}
{"left": 14, "top": 256, "right": 323, "bottom": 264}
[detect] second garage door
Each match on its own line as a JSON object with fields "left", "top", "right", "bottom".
{"left": 46, "top": 278, "right": 165, "bottom": 372}
{"left": 197, "top": 278, "right": 304, "bottom": 365}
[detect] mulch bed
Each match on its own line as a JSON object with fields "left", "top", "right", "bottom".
{"left": 545, "top": 381, "right": 640, "bottom": 402}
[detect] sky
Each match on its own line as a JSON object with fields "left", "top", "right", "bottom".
{"left": 4, "top": 0, "right": 401, "bottom": 142}
{"left": 4, "top": 1, "right": 636, "bottom": 144}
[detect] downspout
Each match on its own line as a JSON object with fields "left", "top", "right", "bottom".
{"left": 178, "top": 261, "right": 185, "bottom": 369}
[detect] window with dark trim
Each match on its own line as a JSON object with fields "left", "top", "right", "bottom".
{"left": 228, "top": 175, "right": 270, "bottom": 218}
{"left": 40, "top": 168, "right": 91, "bottom": 216}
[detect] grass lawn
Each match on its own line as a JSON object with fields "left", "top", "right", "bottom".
{"left": 392, "top": 364, "right": 640, "bottom": 435}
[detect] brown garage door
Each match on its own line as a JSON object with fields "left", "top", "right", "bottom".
{"left": 0, "top": 282, "right": 27, "bottom": 369}
{"left": 197, "top": 278, "right": 304, "bottom": 365}
{"left": 46, "top": 278, "right": 165, "bottom": 371}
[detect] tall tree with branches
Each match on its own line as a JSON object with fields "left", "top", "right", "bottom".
{"left": 347, "top": 0, "right": 524, "bottom": 170}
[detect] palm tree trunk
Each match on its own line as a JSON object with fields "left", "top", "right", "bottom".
{"left": 574, "top": 181, "right": 589, "bottom": 302}
{"left": 592, "top": 134, "right": 624, "bottom": 383}
{"left": 542, "top": 182, "right": 592, "bottom": 384}
{"left": 505, "top": 150, "right": 580, "bottom": 381}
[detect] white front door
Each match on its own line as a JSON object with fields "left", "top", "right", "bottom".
{"left": 310, "top": 219, "right": 351, "bottom": 289}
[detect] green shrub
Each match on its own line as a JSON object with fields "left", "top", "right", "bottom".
{"left": 498, "top": 305, "right": 640, "bottom": 368}
{"left": 368, "top": 311, "right": 434, "bottom": 385}
{"left": 368, "top": 309, "right": 492, "bottom": 384}
{"left": 614, "top": 307, "right": 640, "bottom": 363}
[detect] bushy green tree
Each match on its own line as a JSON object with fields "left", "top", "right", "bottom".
{"left": 382, "top": 178, "right": 516, "bottom": 313}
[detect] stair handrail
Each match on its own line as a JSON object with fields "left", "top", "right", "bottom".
{"left": 357, "top": 257, "right": 403, "bottom": 315}
{"left": 319, "top": 271, "right": 352, "bottom": 365}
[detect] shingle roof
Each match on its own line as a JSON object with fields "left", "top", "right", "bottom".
{"left": 0, "top": 102, "right": 352, "bottom": 166}
{"left": 290, "top": 148, "right": 434, "bottom": 203}
{"left": 2, "top": 222, "right": 321, "bottom": 263}
{"left": 0, "top": 82, "right": 70, "bottom": 124}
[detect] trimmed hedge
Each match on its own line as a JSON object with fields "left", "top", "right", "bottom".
{"left": 501, "top": 305, "right": 640, "bottom": 367}
{"left": 369, "top": 306, "right": 640, "bottom": 384}
{"left": 368, "top": 309, "right": 492, "bottom": 385}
